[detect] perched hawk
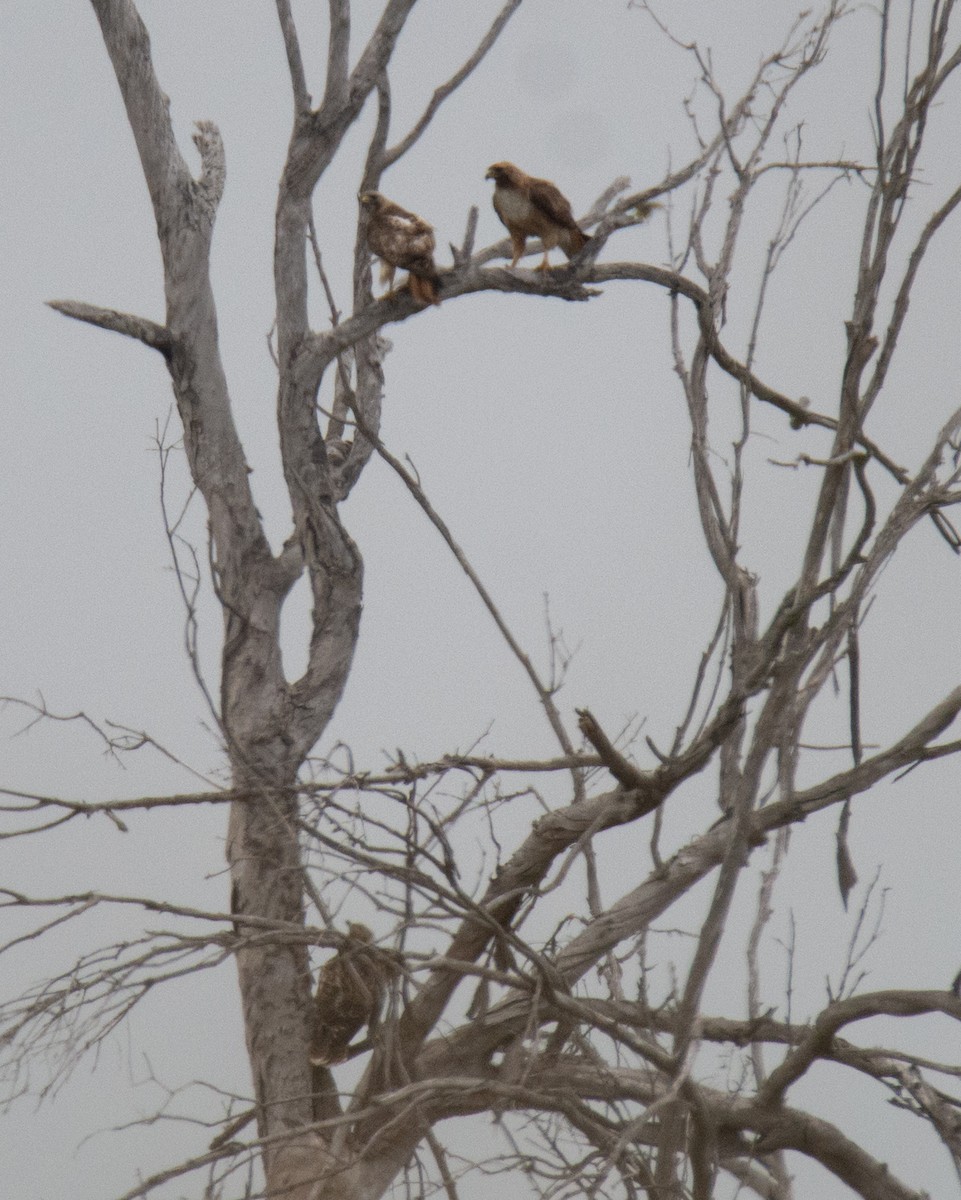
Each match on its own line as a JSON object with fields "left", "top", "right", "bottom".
{"left": 358, "top": 191, "right": 441, "bottom": 306}
{"left": 310, "top": 923, "right": 391, "bottom": 1066}
{"left": 485, "top": 162, "right": 589, "bottom": 270}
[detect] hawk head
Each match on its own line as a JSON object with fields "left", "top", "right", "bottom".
{"left": 485, "top": 162, "right": 522, "bottom": 186}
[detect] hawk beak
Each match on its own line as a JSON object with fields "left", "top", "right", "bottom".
{"left": 484, "top": 169, "right": 494, "bottom": 180}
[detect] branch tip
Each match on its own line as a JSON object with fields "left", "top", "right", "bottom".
{"left": 46, "top": 300, "right": 172, "bottom": 356}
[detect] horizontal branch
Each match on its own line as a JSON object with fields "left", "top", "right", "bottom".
{"left": 46, "top": 300, "right": 171, "bottom": 355}
{"left": 304, "top": 262, "right": 600, "bottom": 368}
{"left": 0, "top": 886, "right": 316, "bottom": 937}
{"left": 0, "top": 752, "right": 602, "bottom": 833}
{"left": 586, "top": 997, "right": 802, "bottom": 1049}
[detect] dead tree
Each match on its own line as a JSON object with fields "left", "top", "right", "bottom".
{"left": 4, "top": 2, "right": 961, "bottom": 1198}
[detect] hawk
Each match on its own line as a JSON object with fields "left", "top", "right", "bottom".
{"left": 358, "top": 191, "right": 441, "bottom": 306}
{"left": 485, "top": 162, "right": 589, "bottom": 270}
{"left": 310, "top": 923, "right": 392, "bottom": 1066}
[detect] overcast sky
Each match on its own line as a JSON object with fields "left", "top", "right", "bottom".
{"left": 3, "top": 2, "right": 961, "bottom": 1197}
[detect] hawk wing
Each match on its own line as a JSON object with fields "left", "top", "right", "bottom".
{"left": 526, "top": 176, "right": 582, "bottom": 237}
{"left": 369, "top": 208, "right": 436, "bottom": 273}
{"left": 367, "top": 201, "right": 440, "bottom": 304}
{"left": 488, "top": 163, "right": 587, "bottom": 263}
{"left": 310, "top": 938, "right": 387, "bottom": 1066}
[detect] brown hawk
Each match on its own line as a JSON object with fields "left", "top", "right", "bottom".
{"left": 485, "top": 161, "right": 589, "bottom": 270}
{"left": 358, "top": 191, "right": 441, "bottom": 306}
{"left": 309, "top": 923, "right": 391, "bottom": 1066}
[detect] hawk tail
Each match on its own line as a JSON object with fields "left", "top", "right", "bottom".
{"left": 309, "top": 1026, "right": 352, "bottom": 1066}
{"left": 563, "top": 227, "right": 589, "bottom": 258}
{"left": 408, "top": 271, "right": 441, "bottom": 307}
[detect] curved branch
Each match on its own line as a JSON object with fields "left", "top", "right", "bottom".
{"left": 351, "top": 1058, "right": 929, "bottom": 1200}
{"left": 382, "top": 0, "right": 523, "bottom": 168}
{"left": 760, "top": 989, "right": 961, "bottom": 1105}
{"left": 736, "top": 1103, "right": 929, "bottom": 1200}
{"left": 305, "top": 256, "right": 911, "bottom": 495}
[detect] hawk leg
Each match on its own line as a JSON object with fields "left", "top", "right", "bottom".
{"left": 509, "top": 234, "right": 526, "bottom": 268}
{"left": 378, "top": 260, "right": 397, "bottom": 296}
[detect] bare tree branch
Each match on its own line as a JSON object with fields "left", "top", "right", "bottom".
{"left": 46, "top": 300, "right": 171, "bottom": 354}
{"left": 382, "top": 0, "right": 523, "bottom": 168}
{"left": 15, "top": 4, "right": 961, "bottom": 1198}
{"left": 276, "top": 0, "right": 310, "bottom": 111}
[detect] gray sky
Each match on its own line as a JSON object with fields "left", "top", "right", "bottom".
{"left": 2, "top": 2, "right": 961, "bottom": 1197}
